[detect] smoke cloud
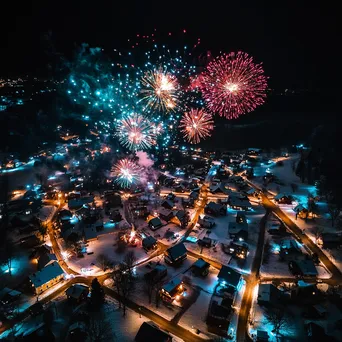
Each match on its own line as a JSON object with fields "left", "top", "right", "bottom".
{"left": 136, "top": 151, "right": 154, "bottom": 168}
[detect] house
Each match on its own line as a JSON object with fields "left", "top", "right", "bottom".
{"left": 161, "top": 199, "right": 174, "bottom": 210}
{"left": 135, "top": 321, "right": 172, "bottom": 342}
{"left": 289, "top": 260, "right": 318, "bottom": 277}
{"left": 158, "top": 208, "right": 174, "bottom": 221}
{"left": 29, "top": 261, "right": 64, "bottom": 294}
{"left": 291, "top": 280, "right": 319, "bottom": 300}
{"left": 303, "top": 305, "right": 328, "bottom": 319}
{"left": 164, "top": 243, "right": 187, "bottom": 265}
{"left": 58, "top": 209, "right": 72, "bottom": 222}
{"left": 105, "top": 193, "right": 122, "bottom": 207}
{"left": 166, "top": 193, "right": 176, "bottom": 201}
{"left": 228, "top": 194, "right": 252, "bottom": 211}
{"left": 144, "top": 265, "right": 167, "bottom": 282}
{"left": 83, "top": 225, "right": 98, "bottom": 242}
{"left": 189, "top": 190, "right": 199, "bottom": 203}
{"left": 293, "top": 204, "right": 309, "bottom": 218}
{"left": 207, "top": 298, "right": 232, "bottom": 332}
{"left": 280, "top": 239, "right": 302, "bottom": 260}
{"left": 227, "top": 241, "right": 249, "bottom": 259}
{"left": 210, "top": 183, "right": 229, "bottom": 194}
{"left": 66, "top": 284, "right": 89, "bottom": 303}
{"left": 20, "top": 234, "right": 41, "bottom": 249}
{"left": 171, "top": 210, "right": 187, "bottom": 227}
{"left": 174, "top": 184, "right": 185, "bottom": 193}
{"left": 229, "top": 222, "right": 249, "bottom": 241}
{"left": 38, "top": 253, "right": 57, "bottom": 270}
{"left": 68, "top": 321, "right": 88, "bottom": 342}
{"left": 217, "top": 265, "right": 242, "bottom": 290}
{"left": 205, "top": 201, "right": 226, "bottom": 216}
{"left": 68, "top": 196, "right": 94, "bottom": 210}
{"left": 20, "top": 322, "right": 55, "bottom": 341}
{"left": 321, "top": 233, "right": 342, "bottom": 248}
{"left": 0, "top": 287, "right": 21, "bottom": 305}
{"left": 149, "top": 217, "right": 163, "bottom": 231}
{"left": 192, "top": 258, "right": 210, "bottom": 276}
{"left": 198, "top": 237, "right": 213, "bottom": 248}
{"left": 236, "top": 211, "right": 247, "bottom": 224}
{"left": 198, "top": 215, "right": 215, "bottom": 228}
{"left": 257, "top": 284, "right": 283, "bottom": 305}
{"left": 160, "top": 277, "right": 184, "bottom": 302}
{"left": 274, "top": 193, "right": 293, "bottom": 204}
{"left": 142, "top": 236, "right": 158, "bottom": 251}
{"left": 267, "top": 221, "right": 285, "bottom": 235}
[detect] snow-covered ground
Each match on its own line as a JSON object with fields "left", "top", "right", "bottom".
{"left": 65, "top": 233, "right": 149, "bottom": 276}
{"left": 251, "top": 154, "right": 342, "bottom": 273}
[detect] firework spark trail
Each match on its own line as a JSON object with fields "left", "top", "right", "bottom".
{"left": 180, "top": 108, "right": 214, "bottom": 144}
{"left": 117, "top": 113, "right": 155, "bottom": 151}
{"left": 140, "top": 67, "right": 178, "bottom": 112}
{"left": 201, "top": 51, "right": 267, "bottom": 119}
{"left": 112, "top": 158, "right": 141, "bottom": 188}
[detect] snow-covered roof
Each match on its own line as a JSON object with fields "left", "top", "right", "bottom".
{"left": 29, "top": 261, "right": 64, "bottom": 288}
{"left": 296, "top": 259, "right": 318, "bottom": 276}
{"left": 193, "top": 258, "right": 209, "bottom": 270}
{"left": 165, "top": 243, "right": 187, "bottom": 261}
{"left": 66, "top": 284, "right": 89, "bottom": 299}
{"left": 161, "top": 277, "right": 182, "bottom": 294}
{"left": 218, "top": 265, "right": 241, "bottom": 288}
{"left": 135, "top": 321, "right": 171, "bottom": 342}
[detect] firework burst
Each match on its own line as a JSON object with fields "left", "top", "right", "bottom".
{"left": 112, "top": 158, "right": 141, "bottom": 188}
{"left": 117, "top": 113, "right": 155, "bottom": 151}
{"left": 140, "top": 67, "right": 178, "bottom": 112}
{"left": 201, "top": 51, "right": 267, "bottom": 119}
{"left": 180, "top": 108, "right": 214, "bottom": 144}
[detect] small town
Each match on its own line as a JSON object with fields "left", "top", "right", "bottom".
{"left": 0, "top": 3, "right": 340, "bottom": 342}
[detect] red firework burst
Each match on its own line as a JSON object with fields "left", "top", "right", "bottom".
{"left": 201, "top": 51, "right": 268, "bottom": 119}
{"left": 180, "top": 108, "right": 214, "bottom": 144}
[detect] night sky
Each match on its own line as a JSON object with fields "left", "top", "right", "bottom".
{"left": 2, "top": 1, "right": 338, "bottom": 90}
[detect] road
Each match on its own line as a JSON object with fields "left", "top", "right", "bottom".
{"left": 235, "top": 211, "right": 268, "bottom": 342}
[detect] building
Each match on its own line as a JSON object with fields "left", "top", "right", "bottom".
{"left": 37, "top": 253, "right": 57, "bottom": 270}
{"left": 171, "top": 210, "right": 187, "bottom": 227}
{"left": 217, "top": 265, "right": 242, "bottom": 290}
{"left": 274, "top": 193, "right": 293, "bottom": 205}
{"left": 0, "top": 287, "right": 21, "bottom": 305}
{"left": 256, "top": 330, "right": 269, "bottom": 341}
{"left": 135, "top": 321, "right": 172, "bottom": 342}
{"left": 160, "top": 277, "right": 184, "bottom": 302}
{"left": 164, "top": 243, "right": 187, "bottom": 265}
{"left": 161, "top": 199, "right": 174, "bottom": 210}
{"left": 321, "top": 233, "right": 342, "bottom": 248}
{"left": 148, "top": 217, "right": 163, "bottom": 231}
{"left": 66, "top": 284, "right": 89, "bottom": 303}
{"left": 246, "top": 147, "right": 262, "bottom": 156}
{"left": 158, "top": 208, "right": 174, "bottom": 221}
{"left": 198, "top": 237, "right": 213, "bottom": 248}
{"left": 29, "top": 261, "right": 64, "bottom": 294}
{"left": 227, "top": 241, "right": 249, "bottom": 259}
{"left": 192, "top": 258, "right": 210, "bottom": 276}
{"left": 205, "top": 201, "right": 226, "bottom": 216}
{"left": 142, "top": 236, "right": 158, "bottom": 251}
{"left": 228, "top": 194, "right": 252, "bottom": 211}
{"left": 210, "top": 183, "right": 229, "bottom": 194}
{"left": 236, "top": 211, "right": 247, "bottom": 224}
{"left": 293, "top": 204, "right": 309, "bottom": 218}
{"left": 228, "top": 221, "right": 249, "bottom": 241}
{"left": 289, "top": 260, "right": 318, "bottom": 277}
{"left": 257, "top": 284, "right": 283, "bottom": 305}
{"left": 207, "top": 298, "right": 232, "bottom": 334}
{"left": 83, "top": 225, "right": 98, "bottom": 242}
{"left": 280, "top": 239, "right": 302, "bottom": 260}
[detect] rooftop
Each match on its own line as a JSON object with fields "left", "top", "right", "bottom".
{"left": 218, "top": 265, "right": 241, "bottom": 288}
{"left": 29, "top": 261, "right": 64, "bottom": 288}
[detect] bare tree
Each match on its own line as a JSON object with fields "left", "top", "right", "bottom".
{"left": 87, "top": 315, "right": 114, "bottom": 342}
{"left": 123, "top": 251, "right": 137, "bottom": 277}
{"left": 328, "top": 203, "right": 340, "bottom": 227}
{"left": 0, "top": 238, "right": 15, "bottom": 276}
{"left": 143, "top": 275, "right": 155, "bottom": 304}
{"left": 97, "top": 254, "right": 113, "bottom": 271}
{"left": 290, "top": 183, "right": 298, "bottom": 193}
{"left": 263, "top": 238, "right": 271, "bottom": 264}
{"left": 312, "top": 226, "right": 324, "bottom": 243}
{"left": 264, "top": 307, "right": 289, "bottom": 338}
{"left": 38, "top": 221, "right": 48, "bottom": 242}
